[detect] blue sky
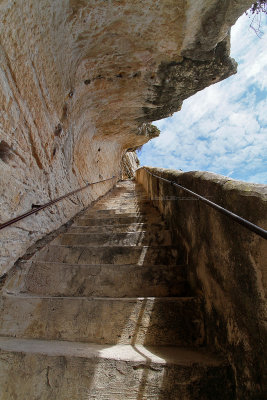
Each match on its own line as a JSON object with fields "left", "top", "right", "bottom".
{"left": 139, "top": 14, "right": 267, "bottom": 184}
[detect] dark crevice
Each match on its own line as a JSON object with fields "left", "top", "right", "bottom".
{"left": 0, "top": 141, "right": 14, "bottom": 163}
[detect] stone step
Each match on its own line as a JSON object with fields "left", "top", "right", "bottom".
{"left": 105, "top": 197, "right": 149, "bottom": 202}
{"left": 0, "top": 337, "right": 235, "bottom": 400}
{"left": 93, "top": 204, "right": 152, "bottom": 212}
{"left": 116, "top": 181, "right": 140, "bottom": 187}
{"left": 105, "top": 194, "right": 149, "bottom": 199}
{"left": 112, "top": 183, "right": 142, "bottom": 188}
{"left": 68, "top": 222, "right": 166, "bottom": 234}
{"left": 106, "top": 187, "right": 145, "bottom": 192}
{"left": 109, "top": 191, "right": 146, "bottom": 196}
{"left": 78, "top": 211, "right": 158, "bottom": 220}
{"left": 52, "top": 230, "right": 173, "bottom": 247}
{"left": 95, "top": 198, "right": 152, "bottom": 206}
{"left": 92, "top": 204, "right": 153, "bottom": 212}
{"left": 6, "top": 261, "right": 188, "bottom": 297}
{"left": 104, "top": 193, "right": 149, "bottom": 199}
{"left": 84, "top": 206, "right": 158, "bottom": 217}
{"left": 109, "top": 185, "right": 144, "bottom": 191}
{"left": 95, "top": 198, "right": 151, "bottom": 205}
{"left": 90, "top": 207, "right": 152, "bottom": 215}
{"left": 98, "top": 195, "right": 152, "bottom": 205}
{"left": 0, "top": 295, "right": 204, "bottom": 346}
{"left": 74, "top": 215, "right": 163, "bottom": 226}
{"left": 34, "top": 245, "right": 185, "bottom": 265}
{"left": 103, "top": 197, "right": 149, "bottom": 202}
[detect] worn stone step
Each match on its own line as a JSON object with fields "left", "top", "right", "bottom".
{"left": 114, "top": 190, "right": 145, "bottom": 194}
{"left": 84, "top": 206, "right": 158, "bottom": 217}
{"left": 97, "top": 197, "right": 151, "bottom": 204}
{"left": 68, "top": 222, "right": 166, "bottom": 234}
{"left": 89, "top": 207, "right": 152, "bottom": 215}
{"left": 34, "top": 245, "right": 185, "bottom": 265}
{"left": 91, "top": 204, "right": 153, "bottom": 213}
{"left": 116, "top": 181, "right": 141, "bottom": 187}
{"left": 52, "top": 230, "right": 172, "bottom": 247}
{"left": 109, "top": 185, "right": 144, "bottom": 190}
{"left": 6, "top": 261, "right": 188, "bottom": 297}
{"left": 112, "top": 183, "right": 142, "bottom": 188}
{"left": 109, "top": 190, "right": 146, "bottom": 195}
{"left": 105, "top": 197, "right": 149, "bottom": 202}
{"left": 111, "top": 191, "right": 145, "bottom": 195}
{"left": 95, "top": 199, "right": 152, "bottom": 207}
{"left": 0, "top": 337, "right": 235, "bottom": 400}
{"left": 103, "top": 197, "right": 149, "bottom": 202}
{"left": 74, "top": 215, "right": 163, "bottom": 226}
{"left": 95, "top": 198, "right": 152, "bottom": 206}
{"left": 78, "top": 211, "right": 158, "bottom": 220}
{"left": 0, "top": 295, "right": 204, "bottom": 346}
{"left": 104, "top": 194, "right": 149, "bottom": 200}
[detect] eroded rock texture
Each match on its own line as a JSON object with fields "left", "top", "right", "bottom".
{"left": 121, "top": 151, "right": 140, "bottom": 179}
{"left": 0, "top": 0, "right": 252, "bottom": 274}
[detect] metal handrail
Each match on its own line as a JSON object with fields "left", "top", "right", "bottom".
{"left": 143, "top": 167, "right": 267, "bottom": 240}
{"left": 0, "top": 176, "right": 117, "bottom": 231}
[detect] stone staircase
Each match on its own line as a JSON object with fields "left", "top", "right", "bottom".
{"left": 0, "top": 180, "right": 235, "bottom": 399}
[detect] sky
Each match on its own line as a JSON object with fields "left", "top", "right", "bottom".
{"left": 139, "top": 13, "right": 267, "bottom": 184}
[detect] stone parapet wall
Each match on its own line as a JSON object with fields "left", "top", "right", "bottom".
{"left": 136, "top": 166, "right": 267, "bottom": 399}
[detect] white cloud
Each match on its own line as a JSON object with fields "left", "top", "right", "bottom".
{"left": 140, "top": 14, "right": 267, "bottom": 184}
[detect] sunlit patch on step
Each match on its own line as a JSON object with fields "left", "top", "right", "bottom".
{"left": 137, "top": 246, "right": 148, "bottom": 266}
{"left": 89, "top": 343, "right": 165, "bottom": 399}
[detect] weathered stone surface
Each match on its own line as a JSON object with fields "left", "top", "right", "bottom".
{"left": 0, "top": 0, "right": 250, "bottom": 276}
{"left": 121, "top": 151, "right": 141, "bottom": 179}
{"left": 141, "top": 42, "right": 238, "bottom": 122}
{"left": 6, "top": 261, "right": 188, "bottom": 297}
{"left": 181, "top": 1, "right": 253, "bottom": 60}
{"left": 0, "top": 338, "right": 235, "bottom": 400}
{"left": 0, "top": 179, "right": 236, "bottom": 398}
{"left": 52, "top": 230, "right": 173, "bottom": 246}
{"left": 136, "top": 167, "right": 267, "bottom": 400}
{"left": 68, "top": 222, "right": 163, "bottom": 234}
{"left": 0, "top": 294, "right": 204, "bottom": 346}
{"left": 75, "top": 214, "right": 163, "bottom": 225}
{"left": 84, "top": 206, "right": 159, "bottom": 216}
{"left": 33, "top": 244, "right": 185, "bottom": 265}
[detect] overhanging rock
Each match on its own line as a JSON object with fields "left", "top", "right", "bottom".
{"left": 0, "top": 0, "right": 253, "bottom": 274}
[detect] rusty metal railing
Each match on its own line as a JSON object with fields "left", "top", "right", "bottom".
{"left": 143, "top": 167, "right": 267, "bottom": 240}
{"left": 0, "top": 176, "right": 116, "bottom": 231}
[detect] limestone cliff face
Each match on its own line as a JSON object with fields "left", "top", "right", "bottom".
{"left": 121, "top": 151, "right": 140, "bottom": 179}
{"left": 0, "top": 0, "right": 252, "bottom": 275}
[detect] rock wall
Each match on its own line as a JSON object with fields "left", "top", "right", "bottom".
{"left": 0, "top": 0, "right": 252, "bottom": 275}
{"left": 120, "top": 151, "right": 140, "bottom": 179}
{"left": 136, "top": 166, "right": 267, "bottom": 400}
